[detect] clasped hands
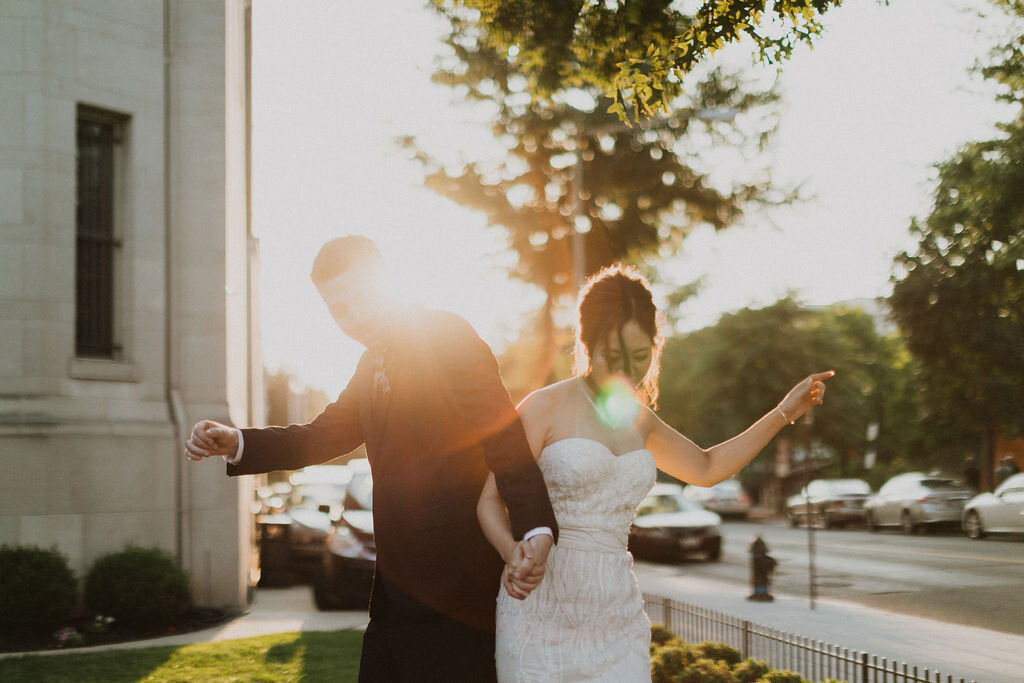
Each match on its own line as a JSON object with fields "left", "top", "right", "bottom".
{"left": 502, "top": 534, "right": 553, "bottom": 601}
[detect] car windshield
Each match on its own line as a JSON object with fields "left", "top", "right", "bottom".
{"left": 638, "top": 493, "right": 701, "bottom": 516}
{"left": 825, "top": 480, "right": 871, "bottom": 495}
{"left": 920, "top": 479, "right": 964, "bottom": 491}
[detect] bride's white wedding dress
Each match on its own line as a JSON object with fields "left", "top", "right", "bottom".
{"left": 496, "top": 437, "right": 657, "bottom": 682}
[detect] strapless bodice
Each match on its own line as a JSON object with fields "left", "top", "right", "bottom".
{"left": 538, "top": 437, "right": 657, "bottom": 552}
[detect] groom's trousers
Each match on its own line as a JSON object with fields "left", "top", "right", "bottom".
{"left": 357, "top": 575, "right": 497, "bottom": 683}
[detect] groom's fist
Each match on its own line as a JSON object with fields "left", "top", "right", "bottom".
{"left": 185, "top": 420, "right": 239, "bottom": 461}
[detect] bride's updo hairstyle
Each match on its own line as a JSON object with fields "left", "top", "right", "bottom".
{"left": 573, "top": 265, "right": 665, "bottom": 407}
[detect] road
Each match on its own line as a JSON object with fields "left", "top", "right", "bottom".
{"left": 636, "top": 518, "right": 1024, "bottom": 636}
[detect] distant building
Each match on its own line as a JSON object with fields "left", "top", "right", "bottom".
{"left": 0, "top": 1, "right": 261, "bottom": 609}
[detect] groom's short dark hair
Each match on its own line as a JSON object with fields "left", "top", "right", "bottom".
{"left": 310, "top": 235, "right": 383, "bottom": 286}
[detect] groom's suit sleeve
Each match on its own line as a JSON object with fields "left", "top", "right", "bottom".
{"left": 436, "top": 313, "right": 559, "bottom": 543}
{"left": 226, "top": 355, "right": 368, "bottom": 476}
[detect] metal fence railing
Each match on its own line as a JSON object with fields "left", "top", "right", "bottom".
{"left": 643, "top": 594, "right": 977, "bottom": 683}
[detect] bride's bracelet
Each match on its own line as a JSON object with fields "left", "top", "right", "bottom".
{"left": 776, "top": 405, "right": 795, "bottom": 425}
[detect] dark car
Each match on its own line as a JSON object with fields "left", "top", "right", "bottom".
{"left": 629, "top": 483, "right": 723, "bottom": 562}
{"left": 255, "top": 465, "right": 352, "bottom": 586}
{"left": 786, "top": 478, "right": 872, "bottom": 528}
{"left": 865, "top": 472, "right": 972, "bottom": 534}
{"left": 314, "top": 458, "right": 376, "bottom": 610}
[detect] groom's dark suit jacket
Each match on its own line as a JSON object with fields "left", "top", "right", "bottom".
{"left": 228, "top": 309, "right": 558, "bottom": 632}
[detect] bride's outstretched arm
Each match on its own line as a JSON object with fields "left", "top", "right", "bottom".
{"left": 645, "top": 370, "right": 834, "bottom": 487}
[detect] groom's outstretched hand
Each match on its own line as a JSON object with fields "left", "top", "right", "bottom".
{"left": 185, "top": 419, "right": 239, "bottom": 461}
{"left": 503, "top": 535, "right": 553, "bottom": 600}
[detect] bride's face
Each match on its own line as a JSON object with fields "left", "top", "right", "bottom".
{"left": 589, "top": 319, "right": 653, "bottom": 390}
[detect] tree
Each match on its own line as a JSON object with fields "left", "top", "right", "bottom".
{"left": 410, "top": 5, "right": 792, "bottom": 388}
{"left": 657, "top": 299, "right": 921, "bottom": 498}
{"left": 434, "top": 0, "right": 847, "bottom": 121}
{"left": 889, "top": 0, "right": 1024, "bottom": 490}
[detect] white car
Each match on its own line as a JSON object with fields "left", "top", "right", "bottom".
{"left": 682, "top": 478, "right": 750, "bottom": 517}
{"left": 962, "top": 472, "right": 1024, "bottom": 539}
{"left": 629, "top": 483, "right": 723, "bottom": 561}
{"left": 864, "top": 472, "right": 972, "bottom": 533}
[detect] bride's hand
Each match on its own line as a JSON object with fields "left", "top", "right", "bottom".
{"left": 777, "top": 370, "right": 835, "bottom": 424}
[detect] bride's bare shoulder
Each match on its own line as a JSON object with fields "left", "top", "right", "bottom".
{"left": 517, "top": 378, "right": 577, "bottom": 408}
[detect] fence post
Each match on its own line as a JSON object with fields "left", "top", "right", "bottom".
{"left": 861, "top": 651, "right": 869, "bottom": 683}
{"left": 742, "top": 620, "right": 750, "bottom": 659}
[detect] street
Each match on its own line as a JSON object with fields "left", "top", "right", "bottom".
{"left": 637, "top": 518, "right": 1024, "bottom": 636}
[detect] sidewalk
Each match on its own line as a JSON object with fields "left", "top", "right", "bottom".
{"left": 0, "top": 586, "right": 368, "bottom": 660}
{"left": 636, "top": 566, "right": 1024, "bottom": 683}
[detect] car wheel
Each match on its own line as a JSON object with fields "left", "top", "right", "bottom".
{"left": 820, "top": 512, "right": 833, "bottom": 530}
{"left": 313, "top": 570, "right": 343, "bottom": 611}
{"left": 704, "top": 538, "right": 722, "bottom": 562}
{"left": 866, "top": 511, "right": 878, "bottom": 532}
{"left": 964, "top": 511, "right": 985, "bottom": 540}
{"left": 788, "top": 511, "right": 798, "bottom": 528}
{"left": 900, "top": 511, "right": 917, "bottom": 535}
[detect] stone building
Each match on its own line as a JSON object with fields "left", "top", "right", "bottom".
{"left": 0, "top": 1, "right": 260, "bottom": 609}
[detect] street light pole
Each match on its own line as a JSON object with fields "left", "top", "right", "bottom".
{"left": 569, "top": 108, "right": 738, "bottom": 290}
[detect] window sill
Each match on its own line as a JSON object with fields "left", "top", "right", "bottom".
{"left": 69, "top": 357, "right": 139, "bottom": 383}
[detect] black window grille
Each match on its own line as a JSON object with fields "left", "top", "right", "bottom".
{"left": 75, "top": 111, "right": 123, "bottom": 358}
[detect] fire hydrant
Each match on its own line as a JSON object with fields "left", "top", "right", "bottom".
{"left": 747, "top": 535, "right": 777, "bottom": 602}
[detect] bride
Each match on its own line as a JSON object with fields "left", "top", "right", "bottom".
{"left": 477, "top": 265, "right": 833, "bottom": 682}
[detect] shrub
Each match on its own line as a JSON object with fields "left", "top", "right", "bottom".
{"left": 695, "top": 640, "right": 743, "bottom": 666}
{"left": 650, "top": 623, "right": 676, "bottom": 646}
{"left": 0, "top": 545, "right": 77, "bottom": 637}
{"left": 677, "top": 657, "right": 737, "bottom": 683}
{"left": 85, "top": 546, "right": 190, "bottom": 629}
{"left": 758, "top": 670, "right": 809, "bottom": 683}
{"left": 734, "top": 657, "right": 771, "bottom": 682}
{"left": 650, "top": 641, "right": 697, "bottom": 683}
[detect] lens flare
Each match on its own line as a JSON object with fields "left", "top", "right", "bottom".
{"left": 592, "top": 376, "right": 640, "bottom": 429}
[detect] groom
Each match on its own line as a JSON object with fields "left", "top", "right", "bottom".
{"left": 185, "top": 236, "right": 559, "bottom": 681}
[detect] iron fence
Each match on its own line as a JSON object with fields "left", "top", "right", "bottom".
{"left": 643, "top": 594, "right": 977, "bottom": 683}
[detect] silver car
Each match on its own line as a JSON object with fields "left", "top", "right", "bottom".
{"left": 682, "top": 478, "right": 751, "bottom": 518}
{"left": 962, "top": 472, "right": 1024, "bottom": 539}
{"left": 865, "top": 472, "right": 972, "bottom": 534}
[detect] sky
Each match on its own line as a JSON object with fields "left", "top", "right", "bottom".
{"left": 251, "top": 0, "right": 1014, "bottom": 399}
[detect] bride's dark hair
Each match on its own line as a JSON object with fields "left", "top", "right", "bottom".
{"left": 572, "top": 265, "right": 665, "bottom": 407}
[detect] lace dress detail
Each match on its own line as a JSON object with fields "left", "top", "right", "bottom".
{"left": 496, "top": 437, "right": 657, "bottom": 682}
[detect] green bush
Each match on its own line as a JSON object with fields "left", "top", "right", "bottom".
{"left": 650, "top": 623, "right": 677, "bottom": 647}
{"left": 678, "top": 657, "right": 737, "bottom": 683}
{"left": 0, "top": 545, "right": 77, "bottom": 637}
{"left": 695, "top": 640, "right": 743, "bottom": 666}
{"left": 85, "top": 546, "right": 190, "bottom": 629}
{"left": 758, "top": 670, "right": 809, "bottom": 683}
{"left": 650, "top": 641, "right": 697, "bottom": 683}
{"left": 734, "top": 657, "right": 771, "bottom": 682}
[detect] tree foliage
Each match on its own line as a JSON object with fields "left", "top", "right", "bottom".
{"left": 889, "top": 0, "right": 1024, "bottom": 481}
{"left": 413, "top": 4, "right": 792, "bottom": 386}
{"left": 657, "top": 299, "right": 920, "bottom": 488}
{"left": 434, "top": 0, "right": 848, "bottom": 121}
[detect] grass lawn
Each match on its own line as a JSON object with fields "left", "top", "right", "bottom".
{"left": 0, "top": 630, "right": 363, "bottom": 682}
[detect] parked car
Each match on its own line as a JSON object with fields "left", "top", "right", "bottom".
{"left": 962, "top": 472, "right": 1024, "bottom": 539}
{"left": 682, "top": 478, "right": 750, "bottom": 518}
{"left": 314, "top": 458, "right": 376, "bottom": 610}
{"left": 864, "top": 472, "right": 972, "bottom": 534}
{"left": 256, "top": 464, "right": 353, "bottom": 586}
{"left": 786, "top": 478, "right": 872, "bottom": 528}
{"left": 629, "top": 483, "right": 723, "bottom": 561}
